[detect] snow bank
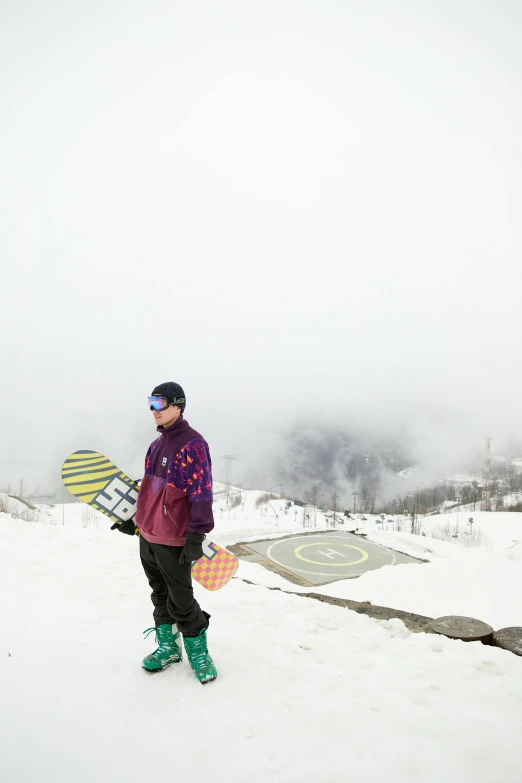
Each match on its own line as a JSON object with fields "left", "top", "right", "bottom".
{"left": 0, "top": 493, "right": 49, "bottom": 524}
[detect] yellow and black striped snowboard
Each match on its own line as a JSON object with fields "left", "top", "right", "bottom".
{"left": 62, "top": 450, "right": 138, "bottom": 523}
{"left": 61, "top": 450, "right": 238, "bottom": 591}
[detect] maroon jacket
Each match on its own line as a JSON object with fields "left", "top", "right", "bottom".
{"left": 135, "top": 417, "right": 214, "bottom": 546}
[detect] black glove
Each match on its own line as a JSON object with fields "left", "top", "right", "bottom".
{"left": 110, "top": 519, "right": 138, "bottom": 536}
{"left": 178, "top": 532, "right": 205, "bottom": 564}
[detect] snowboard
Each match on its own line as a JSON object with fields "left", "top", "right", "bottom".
{"left": 61, "top": 450, "right": 238, "bottom": 591}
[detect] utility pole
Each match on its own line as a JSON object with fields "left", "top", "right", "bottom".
{"left": 352, "top": 491, "right": 358, "bottom": 514}
{"left": 314, "top": 489, "right": 323, "bottom": 527}
{"left": 332, "top": 487, "right": 338, "bottom": 527}
{"left": 481, "top": 437, "right": 492, "bottom": 511}
{"left": 455, "top": 493, "right": 462, "bottom": 536}
{"left": 411, "top": 488, "right": 419, "bottom": 534}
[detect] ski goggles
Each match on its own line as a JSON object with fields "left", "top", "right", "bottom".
{"left": 148, "top": 395, "right": 185, "bottom": 411}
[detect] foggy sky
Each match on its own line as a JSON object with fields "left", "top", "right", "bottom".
{"left": 1, "top": 1, "right": 521, "bottom": 497}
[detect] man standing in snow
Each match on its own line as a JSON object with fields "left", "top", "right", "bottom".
{"left": 112, "top": 381, "right": 217, "bottom": 683}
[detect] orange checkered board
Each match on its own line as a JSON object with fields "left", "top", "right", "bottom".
{"left": 62, "top": 449, "right": 239, "bottom": 592}
{"left": 193, "top": 543, "right": 239, "bottom": 591}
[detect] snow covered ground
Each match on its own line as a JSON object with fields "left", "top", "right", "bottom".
{"left": 1, "top": 492, "right": 522, "bottom": 782}
{"left": 314, "top": 541, "right": 522, "bottom": 629}
{"left": 4, "top": 490, "right": 522, "bottom": 628}
{"left": 419, "top": 509, "right": 522, "bottom": 551}
{"left": 230, "top": 515, "right": 522, "bottom": 630}
{"left": 308, "top": 512, "right": 522, "bottom": 629}
{"left": 210, "top": 493, "right": 522, "bottom": 632}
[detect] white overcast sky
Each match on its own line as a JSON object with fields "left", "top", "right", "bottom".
{"left": 1, "top": 0, "right": 521, "bottom": 490}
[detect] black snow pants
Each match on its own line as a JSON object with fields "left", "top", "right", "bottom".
{"left": 139, "top": 536, "right": 210, "bottom": 638}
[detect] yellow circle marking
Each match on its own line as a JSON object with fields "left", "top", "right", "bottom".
{"left": 294, "top": 543, "right": 369, "bottom": 566}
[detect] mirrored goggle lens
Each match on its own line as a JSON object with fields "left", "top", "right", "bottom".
{"left": 148, "top": 396, "right": 169, "bottom": 411}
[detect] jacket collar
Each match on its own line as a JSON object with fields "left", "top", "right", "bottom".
{"left": 157, "top": 416, "right": 189, "bottom": 438}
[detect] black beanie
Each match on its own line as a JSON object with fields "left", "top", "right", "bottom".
{"left": 151, "top": 382, "right": 186, "bottom": 412}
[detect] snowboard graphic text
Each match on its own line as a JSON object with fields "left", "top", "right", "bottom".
{"left": 96, "top": 477, "right": 139, "bottom": 521}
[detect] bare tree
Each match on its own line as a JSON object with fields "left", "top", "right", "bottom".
{"left": 18, "top": 477, "right": 26, "bottom": 499}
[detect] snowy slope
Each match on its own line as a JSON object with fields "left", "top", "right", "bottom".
{"left": 1, "top": 512, "right": 522, "bottom": 783}
{"left": 351, "top": 510, "right": 522, "bottom": 553}
{"left": 10, "top": 490, "right": 522, "bottom": 629}
{"left": 419, "top": 510, "right": 522, "bottom": 551}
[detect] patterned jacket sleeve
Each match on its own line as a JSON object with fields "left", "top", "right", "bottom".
{"left": 185, "top": 439, "right": 215, "bottom": 535}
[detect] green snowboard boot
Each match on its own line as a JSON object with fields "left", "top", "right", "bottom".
{"left": 142, "top": 624, "right": 182, "bottom": 672}
{"left": 183, "top": 628, "right": 217, "bottom": 684}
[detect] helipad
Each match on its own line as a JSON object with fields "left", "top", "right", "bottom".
{"left": 238, "top": 531, "right": 422, "bottom": 586}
